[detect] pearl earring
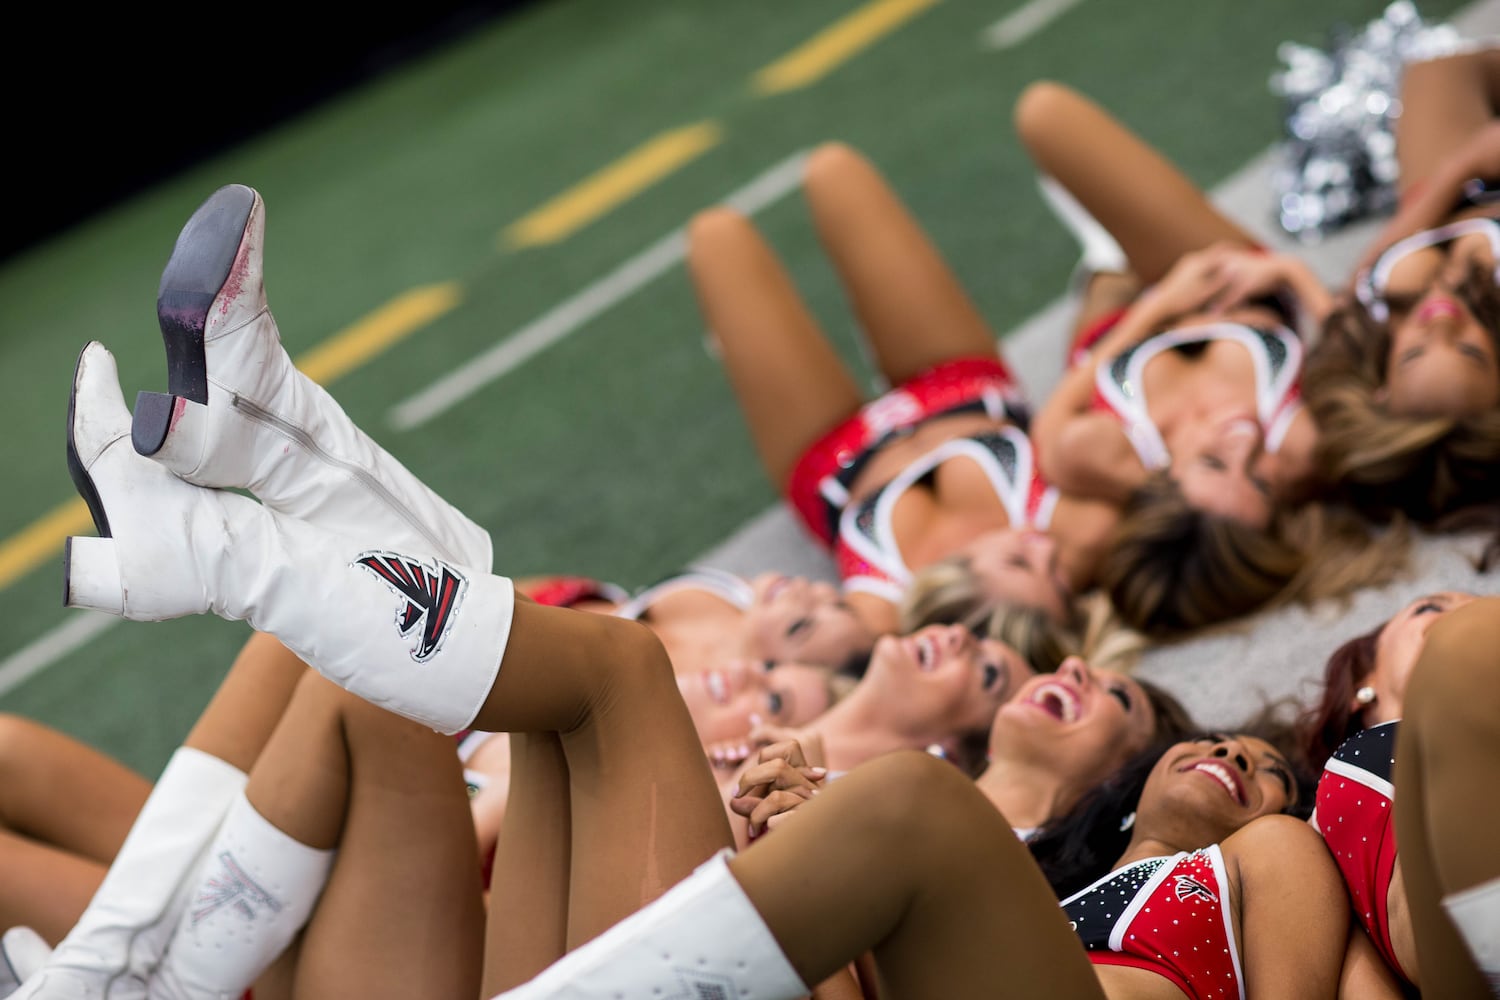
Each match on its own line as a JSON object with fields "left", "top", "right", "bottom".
{"left": 1355, "top": 686, "right": 1377, "bottom": 706}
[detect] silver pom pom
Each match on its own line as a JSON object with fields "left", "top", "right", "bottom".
{"left": 1270, "top": 1, "right": 1464, "bottom": 242}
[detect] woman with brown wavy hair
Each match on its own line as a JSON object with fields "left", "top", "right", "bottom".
{"left": 1304, "top": 47, "right": 1500, "bottom": 526}
{"left": 1013, "top": 80, "right": 1406, "bottom": 636}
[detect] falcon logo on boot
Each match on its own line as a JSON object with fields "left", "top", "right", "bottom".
{"left": 354, "top": 551, "right": 469, "bottom": 662}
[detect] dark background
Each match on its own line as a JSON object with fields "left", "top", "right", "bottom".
{"left": 5, "top": 3, "right": 540, "bottom": 264}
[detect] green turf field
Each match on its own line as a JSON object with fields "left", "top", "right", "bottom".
{"left": 0, "top": 0, "right": 1472, "bottom": 776}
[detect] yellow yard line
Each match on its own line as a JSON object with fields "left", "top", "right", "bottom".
{"left": 501, "top": 121, "right": 723, "bottom": 249}
{"left": 0, "top": 499, "right": 94, "bottom": 593}
{"left": 0, "top": 282, "right": 462, "bottom": 593}
{"left": 295, "top": 282, "right": 462, "bottom": 384}
{"left": 751, "top": 0, "right": 941, "bottom": 96}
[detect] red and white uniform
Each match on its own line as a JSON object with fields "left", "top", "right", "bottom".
{"left": 613, "top": 567, "right": 755, "bottom": 621}
{"left": 785, "top": 356, "right": 1041, "bottom": 604}
{"left": 1312, "top": 721, "right": 1407, "bottom": 983}
{"left": 1061, "top": 845, "right": 1245, "bottom": 1000}
{"left": 1090, "top": 323, "right": 1304, "bottom": 471}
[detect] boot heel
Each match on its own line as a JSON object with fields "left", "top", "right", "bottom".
{"left": 156, "top": 184, "right": 258, "bottom": 407}
{"left": 63, "top": 536, "right": 123, "bottom": 613}
{"left": 132, "top": 391, "right": 207, "bottom": 468}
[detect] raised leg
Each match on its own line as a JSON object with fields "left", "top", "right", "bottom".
{"left": 256, "top": 673, "right": 486, "bottom": 1000}
{"left": 687, "top": 207, "right": 865, "bottom": 492}
{"left": 1394, "top": 596, "right": 1500, "bottom": 997}
{"left": 0, "top": 716, "right": 148, "bottom": 944}
{"left": 483, "top": 733, "right": 572, "bottom": 994}
{"left": 10, "top": 628, "right": 308, "bottom": 996}
{"left": 1013, "top": 80, "right": 1260, "bottom": 285}
{"left": 1395, "top": 48, "right": 1500, "bottom": 197}
{"left": 801, "top": 143, "right": 1000, "bottom": 386}
{"left": 480, "top": 604, "right": 735, "bottom": 946}
{"left": 496, "top": 751, "right": 1104, "bottom": 999}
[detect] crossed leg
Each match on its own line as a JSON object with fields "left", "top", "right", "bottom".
{"left": 0, "top": 631, "right": 306, "bottom": 946}
{"left": 255, "top": 672, "right": 486, "bottom": 999}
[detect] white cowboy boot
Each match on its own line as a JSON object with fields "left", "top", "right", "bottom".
{"left": 0, "top": 927, "right": 55, "bottom": 997}
{"left": 493, "top": 851, "right": 807, "bottom": 1000}
{"left": 65, "top": 341, "right": 514, "bottom": 735}
{"left": 10, "top": 748, "right": 247, "bottom": 1000}
{"left": 131, "top": 183, "right": 491, "bottom": 572}
{"left": 149, "top": 792, "right": 335, "bottom": 1000}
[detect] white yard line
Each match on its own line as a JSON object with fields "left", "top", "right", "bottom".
{"left": 388, "top": 151, "right": 811, "bottom": 432}
{"left": 981, "top": 0, "right": 1085, "bottom": 49}
{"left": 0, "top": 613, "right": 117, "bottom": 699}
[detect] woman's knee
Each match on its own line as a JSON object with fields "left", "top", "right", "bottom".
{"left": 1012, "top": 79, "right": 1083, "bottom": 153}
{"left": 836, "top": 750, "right": 998, "bottom": 851}
{"left": 802, "top": 141, "right": 871, "bottom": 196}
{"left": 686, "top": 205, "right": 756, "bottom": 263}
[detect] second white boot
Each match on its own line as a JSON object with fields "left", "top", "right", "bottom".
{"left": 65, "top": 341, "right": 514, "bottom": 736}
{"left": 133, "top": 183, "right": 492, "bottom": 572}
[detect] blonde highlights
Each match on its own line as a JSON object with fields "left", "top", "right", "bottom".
{"left": 1305, "top": 269, "right": 1500, "bottom": 523}
{"left": 901, "top": 559, "right": 1143, "bottom": 673}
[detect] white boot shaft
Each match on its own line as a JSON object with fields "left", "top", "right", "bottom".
{"left": 137, "top": 183, "right": 491, "bottom": 572}
{"left": 11, "top": 748, "right": 247, "bottom": 1000}
{"left": 151, "top": 793, "right": 335, "bottom": 1000}
{"left": 493, "top": 850, "right": 806, "bottom": 1000}
{"left": 66, "top": 342, "right": 515, "bottom": 735}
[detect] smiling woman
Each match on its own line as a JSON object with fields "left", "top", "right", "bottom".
{"left": 1302, "top": 46, "right": 1500, "bottom": 526}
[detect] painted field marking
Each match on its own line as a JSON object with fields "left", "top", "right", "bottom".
{"left": 297, "top": 283, "right": 463, "bottom": 383}
{"left": 502, "top": 122, "right": 724, "bottom": 249}
{"left": 0, "top": 613, "right": 118, "bottom": 699}
{"left": 751, "top": 0, "right": 941, "bottom": 95}
{"left": 981, "top": 0, "right": 1084, "bottom": 48}
{"left": 390, "top": 150, "right": 812, "bottom": 431}
{"left": 0, "top": 499, "right": 94, "bottom": 593}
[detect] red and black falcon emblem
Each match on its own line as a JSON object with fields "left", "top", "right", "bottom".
{"left": 353, "top": 551, "right": 468, "bottom": 662}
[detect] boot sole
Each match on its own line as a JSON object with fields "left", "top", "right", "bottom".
{"left": 135, "top": 184, "right": 257, "bottom": 457}
{"left": 65, "top": 344, "right": 111, "bottom": 541}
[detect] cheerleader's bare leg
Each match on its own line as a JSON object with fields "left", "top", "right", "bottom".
{"left": 800, "top": 142, "right": 1001, "bottom": 386}
{"left": 1395, "top": 596, "right": 1500, "bottom": 997}
{"left": 248, "top": 672, "right": 485, "bottom": 1000}
{"left": 1012, "top": 80, "right": 1259, "bottom": 285}
{"left": 1394, "top": 47, "right": 1500, "bottom": 198}
{"left": 497, "top": 750, "right": 1105, "bottom": 999}
{"left": 482, "top": 732, "right": 572, "bottom": 994}
{"left": 0, "top": 716, "right": 148, "bottom": 944}
{"left": 686, "top": 205, "right": 866, "bottom": 491}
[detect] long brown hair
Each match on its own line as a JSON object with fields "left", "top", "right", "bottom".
{"left": 1101, "top": 473, "right": 1410, "bottom": 637}
{"left": 1293, "top": 625, "right": 1381, "bottom": 771}
{"left": 1305, "top": 264, "right": 1500, "bottom": 523}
